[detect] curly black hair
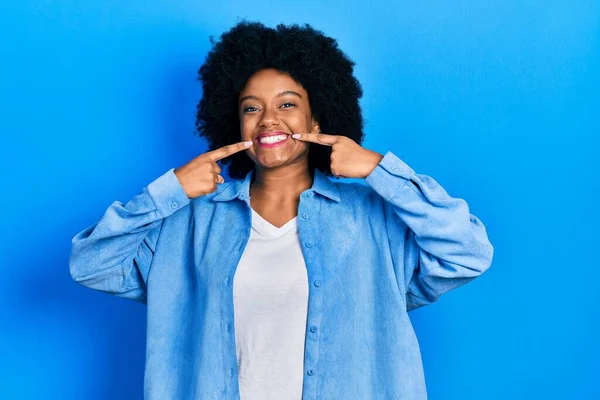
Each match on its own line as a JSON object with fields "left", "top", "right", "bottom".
{"left": 195, "top": 20, "right": 365, "bottom": 179}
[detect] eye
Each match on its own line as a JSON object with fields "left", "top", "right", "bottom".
{"left": 280, "top": 102, "right": 296, "bottom": 109}
{"left": 242, "top": 106, "right": 258, "bottom": 113}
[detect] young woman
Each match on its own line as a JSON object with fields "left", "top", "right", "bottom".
{"left": 69, "top": 21, "right": 494, "bottom": 400}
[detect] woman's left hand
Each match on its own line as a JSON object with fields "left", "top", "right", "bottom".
{"left": 291, "top": 133, "right": 384, "bottom": 179}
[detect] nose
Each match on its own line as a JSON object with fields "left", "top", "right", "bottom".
{"left": 259, "top": 107, "right": 279, "bottom": 128}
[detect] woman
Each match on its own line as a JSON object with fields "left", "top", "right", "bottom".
{"left": 69, "top": 21, "right": 494, "bottom": 400}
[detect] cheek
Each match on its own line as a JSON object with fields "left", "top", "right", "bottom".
{"left": 284, "top": 113, "right": 311, "bottom": 132}
{"left": 239, "top": 117, "right": 254, "bottom": 138}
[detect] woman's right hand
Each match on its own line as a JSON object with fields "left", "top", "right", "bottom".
{"left": 174, "top": 140, "right": 253, "bottom": 199}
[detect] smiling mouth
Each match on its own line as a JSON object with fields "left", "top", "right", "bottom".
{"left": 256, "top": 133, "right": 290, "bottom": 147}
{"left": 255, "top": 130, "right": 289, "bottom": 139}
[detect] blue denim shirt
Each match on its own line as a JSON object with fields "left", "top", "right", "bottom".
{"left": 69, "top": 150, "right": 493, "bottom": 399}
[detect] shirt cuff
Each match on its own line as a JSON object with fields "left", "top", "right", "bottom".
{"left": 364, "top": 151, "right": 416, "bottom": 202}
{"left": 146, "top": 168, "right": 191, "bottom": 218}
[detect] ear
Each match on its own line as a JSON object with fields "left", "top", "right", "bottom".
{"left": 311, "top": 118, "right": 320, "bottom": 133}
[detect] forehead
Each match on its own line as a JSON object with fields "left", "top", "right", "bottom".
{"left": 239, "top": 68, "right": 307, "bottom": 97}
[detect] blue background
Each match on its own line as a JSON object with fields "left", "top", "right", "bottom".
{"left": 1, "top": 1, "right": 598, "bottom": 399}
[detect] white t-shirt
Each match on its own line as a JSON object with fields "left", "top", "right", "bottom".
{"left": 233, "top": 208, "right": 309, "bottom": 400}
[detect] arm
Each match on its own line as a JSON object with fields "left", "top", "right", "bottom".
{"left": 365, "top": 151, "right": 494, "bottom": 311}
{"left": 68, "top": 168, "right": 190, "bottom": 304}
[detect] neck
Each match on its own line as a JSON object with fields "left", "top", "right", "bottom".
{"left": 250, "top": 163, "right": 314, "bottom": 204}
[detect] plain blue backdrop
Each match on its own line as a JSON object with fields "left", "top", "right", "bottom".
{"left": 1, "top": 1, "right": 598, "bottom": 399}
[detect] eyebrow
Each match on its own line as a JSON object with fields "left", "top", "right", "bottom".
{"left": 239, "top": 90, "right": 303, "bottom": 104}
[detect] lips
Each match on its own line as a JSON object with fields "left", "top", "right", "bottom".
{"left": 255, "top": 131, "right": 290, "bottom": 141}
{"left": 254, "top": 130, "right": 291, "bottom": 148}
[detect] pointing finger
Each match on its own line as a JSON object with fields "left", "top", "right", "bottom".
{"left": 207, "top": 140, "right": 253, "bottom": 161}
{"left": 291, "top": 133, "right": 337, "bottom": 147}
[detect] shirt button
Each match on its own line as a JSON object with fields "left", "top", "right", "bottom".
{"left": 226, "top": 324, "right": 232, "bottom": 333}
{"left": 307, "top": 369, "right": 314, "bottom": 376}
{"left": 308, "top": 192, "right": 314, "bottom": 197}
{"left": 313, "top": 280, "right": 321, "bottom": 287}
{"left": 305, "top": 242, "right": 312, "bottom": 248}
{"left": 302, "top": 213, "right": 308, "bottom": 219}
{"left": 170, "top": 201, "right": 178, "bottom": 209}
{"left": 309, "top": 326, "right": 318, "bottom": 333}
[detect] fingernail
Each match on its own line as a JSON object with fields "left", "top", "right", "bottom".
{"left": 244, "top": 141, "right": 253, "bottom": 147}
{"left": 292, "top": 134, "right": 301, "bottom": 139}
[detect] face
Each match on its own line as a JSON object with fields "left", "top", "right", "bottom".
{"left": 238, "top": 68, "right": 320, "bottom": 171}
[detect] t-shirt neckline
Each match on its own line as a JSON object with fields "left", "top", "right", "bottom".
{"left": 250, "top": 207, "right": 298, "bottom": 238}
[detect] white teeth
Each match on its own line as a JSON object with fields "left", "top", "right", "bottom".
{"left": 259, "top": 135, "right": 287, "bottom": 144}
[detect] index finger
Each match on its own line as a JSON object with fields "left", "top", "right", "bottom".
{"left": 207, "top": 140, "right": 253, "bottom": 161}
{"left": 292, "top": 133, "right": 337, "bottom": 146}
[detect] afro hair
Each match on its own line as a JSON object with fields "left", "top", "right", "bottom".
{"left": 195, "top": 20, "right": 365, "bottom": 179}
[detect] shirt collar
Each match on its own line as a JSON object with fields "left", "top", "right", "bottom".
{"left": 211, "top": 167, "right": 341, "bottom": 203}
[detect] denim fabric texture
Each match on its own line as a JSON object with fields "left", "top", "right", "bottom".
{"left": 69, "top": 150, "right": 494, "bottom": 399}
